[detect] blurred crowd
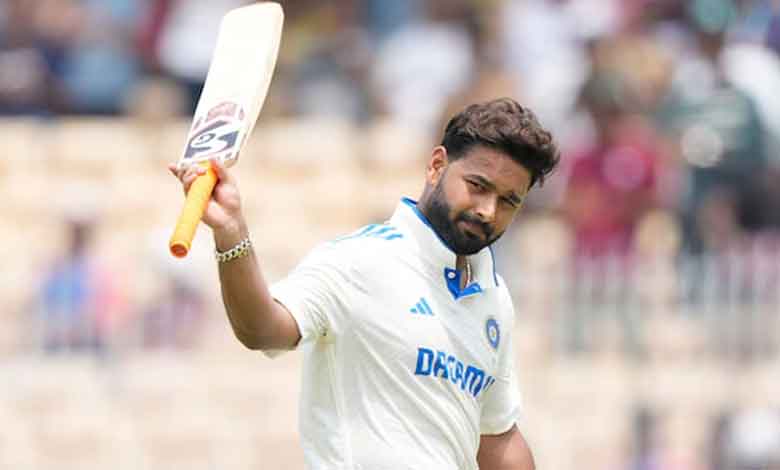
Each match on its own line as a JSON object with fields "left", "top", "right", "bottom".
{"left": 2, "top": 0, "right": 779, "bottom": 256}
{"left": 31, "top": 216, "right": 207, "bottom": 355}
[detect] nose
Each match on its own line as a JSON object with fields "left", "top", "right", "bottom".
{"left": 474, "top": 195, "right": 497, "bottom": 224}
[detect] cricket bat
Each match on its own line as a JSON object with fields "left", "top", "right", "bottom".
{"left": 169, "top": 2, "right": 283, "bottom": 258}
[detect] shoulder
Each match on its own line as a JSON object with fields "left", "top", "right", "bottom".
{"left": 493, "top": 274, "right": 517, "bottom": 325}
{"left": 331, "top": 222, "right": 407, "bottom": 245}
{"left": 301, "top": 221, "right": 409, "bottom": 271}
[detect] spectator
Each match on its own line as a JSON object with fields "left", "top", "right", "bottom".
{"left": 285, "top": 1, "right": 374, "bottom": 122}
{"left": 769, "top": 2, "right": 780, "bottom": 54}
{"left": 35, "top": 216, "right": 126, "bottom": 354}
{"left": 57, "top": 0, "right": 143, "bottom": 114}
{"left": 562, "top": 68, "right": 664, "bottom": 259}
{"left": 136, "top": 0, "right": 174, "bottom": 72}
{"left": 371, "top": 0, "right": 477, "bottom": 134}
{"left": 141, "top": 274, "right": 206, "bottom": 350}
{"left": 498, "top": 0, "right": 608, "bottom": 128}
{"left": 655, "top": 0, "right": 769, "bottom": 254}
{"left": 726, "top": 407, "right": 780, "bottom": 470}
{"left": 0, "top": 0, "right": 68, "bottom": 115}
{"left": 155, "top": 0, "right": 248, "bottom": 113}
{"left": 362, "top": 0, "right": 421, "bottom": 44}
{"left": 628, "top": 406, "right": 659, "bottom": 470}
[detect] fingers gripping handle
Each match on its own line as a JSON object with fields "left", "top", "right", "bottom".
{"left": 169, "top": 161, "right": 218, "bottom": 258}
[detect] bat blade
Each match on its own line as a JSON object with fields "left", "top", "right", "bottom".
{"left": 169, "top": 2, "right": 283, "bottom": 258}
{"left": 179, "top": 2, "right": 283, "bottom": 169}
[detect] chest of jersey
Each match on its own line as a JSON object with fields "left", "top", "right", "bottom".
{"left": 343, "top": 254, "right": 503, "bottom": 403}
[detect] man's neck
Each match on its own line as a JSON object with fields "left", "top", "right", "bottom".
{"left": 456, "top": 255, "right": 469, "bottom": 289}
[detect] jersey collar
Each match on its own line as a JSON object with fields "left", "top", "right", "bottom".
{"left": 390, "top": 197, "right": 500, "bottom": 300}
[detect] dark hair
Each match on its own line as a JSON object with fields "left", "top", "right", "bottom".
{"left": 441, "top": 98, "right": 560, "bottom": 188}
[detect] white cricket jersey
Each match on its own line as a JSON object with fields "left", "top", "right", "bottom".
{"left": 269, "top": 198, "right": 522, "bottom": 470}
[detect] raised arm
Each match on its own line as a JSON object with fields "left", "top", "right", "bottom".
{"left": 169, "top": 160, "right": 300, "bottom": 351}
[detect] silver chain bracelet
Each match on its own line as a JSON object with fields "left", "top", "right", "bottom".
{"left": 215, "top": 237, "right": 252, "bottom": 263}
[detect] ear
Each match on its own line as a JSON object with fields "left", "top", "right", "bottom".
{"left": 426, "top": 146, "right": 449, "bottom": 187}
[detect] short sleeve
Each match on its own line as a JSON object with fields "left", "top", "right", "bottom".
{"left": 268, "top": 242, "right": 356, "bottom": 352}
{"left": 480, "top": 285, "right": 523, "bottom": 435}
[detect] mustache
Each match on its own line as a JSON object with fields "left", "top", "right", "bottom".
{"left": 456, "top": 213, "right": 493, "bottom": 238}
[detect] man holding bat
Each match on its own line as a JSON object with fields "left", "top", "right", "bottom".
{"left": 170, "top": 98, "right": 559, "bottom": 470}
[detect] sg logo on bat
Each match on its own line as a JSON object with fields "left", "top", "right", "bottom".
{"left": 182, "top": 101, "right": 247, "bottom": 165}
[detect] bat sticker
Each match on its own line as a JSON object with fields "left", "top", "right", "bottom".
{"left": 181, "top": 101, "right": 246, "bottom": 166}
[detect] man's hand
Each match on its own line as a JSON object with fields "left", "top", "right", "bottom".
{"left": 477, "top": 425, "right": 535, "bottom": 470}
{"left": 168, "top": 160, "right": 244, "bottom": 235}
{"left": 169, "top": 160, "right": 301, "bottom": 351}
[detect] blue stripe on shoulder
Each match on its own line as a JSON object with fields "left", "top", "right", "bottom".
{"left": 372, "top": 226, "right": 395, "bottom": 237}
{"left": 333, "top": 223, "right": 404, "bottom": 243}
{"left": 333, "top": 224, "right": 378, "bottom": 242}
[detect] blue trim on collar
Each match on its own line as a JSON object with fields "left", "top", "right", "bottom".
{"left": 401, "top": 197, "right": 457, "bottom": 253}
{"left": 444, "top": 267, "right": 483, "bottom": 300}
{"left": 401, "top": 197, "right": 498, "bottom": 295}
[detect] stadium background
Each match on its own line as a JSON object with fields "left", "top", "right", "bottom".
{"left": 2, "top": 0, "right": 780, "bottom": 468}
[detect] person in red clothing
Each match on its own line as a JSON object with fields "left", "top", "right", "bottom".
{"left": 563, "top": 71, "right": 664, "bottom": 260}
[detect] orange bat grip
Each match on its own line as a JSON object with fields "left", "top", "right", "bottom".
{"left": 169, "top": 161, "right": 218, "bottom": 258}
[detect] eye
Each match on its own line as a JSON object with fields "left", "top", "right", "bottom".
{"left": 467, "top": 180, "right": 484, "bottom": 191}
{"left": 501, "top": 197, "right": 520, "bottom": 209}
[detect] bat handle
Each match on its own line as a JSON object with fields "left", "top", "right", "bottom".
{"left": 169, "top": 161, "right": 218, "bottom": 258}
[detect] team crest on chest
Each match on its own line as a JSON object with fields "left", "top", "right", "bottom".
{"left": 485, "top": 317, "right": 500, "bottom": 350}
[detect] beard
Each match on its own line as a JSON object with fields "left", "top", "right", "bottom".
{"left": 424, "top": 181, "right": 502, "bottom": 255}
